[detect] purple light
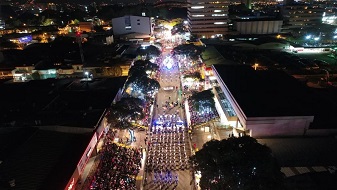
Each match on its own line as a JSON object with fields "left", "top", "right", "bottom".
{"left": 19, "top": 35, "right": 32, "bottom": 43}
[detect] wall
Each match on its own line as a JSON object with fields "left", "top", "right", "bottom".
{"left": 112, "top": 16, "right": 151, "bottom": 36}
{"left": 77, "top": 134, "right": 98, "bottom": 175}
{"left": 58, "top": 69, "right": 74, "bottom": 75}
{"left": 235, "top": 20, "right": 283, "bottom": 34}
{"left": 246, "top": 116, "right": 314, "bottom": 138}
{"left": 306, "top": 128, "right": 337, "bottom": 136}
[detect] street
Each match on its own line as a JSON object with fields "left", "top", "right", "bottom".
{"left": 143, "top": 50, "right": 194, "bottom": 190}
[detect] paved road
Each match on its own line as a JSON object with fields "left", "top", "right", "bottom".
{"left": 143, "top": 50, "right": 194, "bottom": 190}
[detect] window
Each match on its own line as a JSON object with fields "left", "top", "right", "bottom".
{"left": 212, "top": 14, "right": 226, "bottom": 17}
{"left": 214, "top": 22, "right": 226, "bottom": 24}
{"left": 125, "top": 16, "right": 131, "bottom": 30}
{"left": 191, "top": 6, "right": 204, "bottom": 9}
{"left": 137, "top": 23, "right": 140, "bottom": 25}
{"left": 192, "top": 15, "right": 205, "bottom": 17}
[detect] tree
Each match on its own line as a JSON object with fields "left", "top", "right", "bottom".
{"left": 106, "top": 97, "right": 145, "bottom": 130}
{"left": 125, "top": 70, "right": 160, "bottom": 98}
{"left": 42, "top": 18, "right": 55, "bottom": 26}
{"left": 172, "top": 44, "right": 203, "bottom": 57}
{"left": 171, "top": 22, "right": 187, "bottom": 35}
{"left": 190, "top": 90, "right": 215, "bottom": 112}
{"left": 136, "top": 45, "right": 161, "bottom": 59}
{"left": 191, "top": 137, "right": 285, "bottom": 190}
{"left": 31, "top": 71, "right": 41, "bottom": 80}
{"left": 131, "top": 60, "right": 159, "bottom": 74}
{"left": 183, "top": 71, "right": 202, "bottom": 81}
{"left": 125, "top": 60, "right": 160, "bottom": 97}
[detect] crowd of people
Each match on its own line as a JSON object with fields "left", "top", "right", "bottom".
{"left": 146, "top": 130, "right": 189, "bottom": 172}
{"left": 89, "top": 130, "right": 142, "bottom": 190}
{"left": 150, "top": 170, "right": 179, "bottom": 189}
{"left": 145, "top": 117, "right": 190, "bottom": 189}
{"left": 189, "top": 110, "right": 218, "bottom": 127}
{"left": 188, "top": 100, "right": 219, "bottom": 127}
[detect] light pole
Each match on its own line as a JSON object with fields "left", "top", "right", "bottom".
{"left": 76, "top": 31, "right": 85, "bottom": 64}
{"left": 254, "top": 63, "right": 259, "bottom": 70}
{"left": 84, "top": 71, "right": 89, "bottom": 80}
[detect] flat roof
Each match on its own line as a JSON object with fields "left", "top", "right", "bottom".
{"left": 201, "top": 46, "right": 229, "bottom": 66}
{"left": 213, "top": 64, "right": 314, "bottom": 117}
{"left": 0, "top": 127, "right": 92, "bottom": 190}
{"left": 0, "top": 77, "right": 127, "bottom": 128}
{"left": 258, "top": 137, "right": 337, "bottom": 167}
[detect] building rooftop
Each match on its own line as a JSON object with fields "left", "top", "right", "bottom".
{"left": 0, "top": 77, "right": 127, "bottom": 128}
{"left": 213, "top": 64, "right": 314, "bottom": 117}
{"left": 0, "top": 127, "right": 91, "bottom": 190}
{"left": 258, "top": 137, "right": 337, "bottom": 189}
{"left": 213, "top": 64, "right": 337, "bottom": 129}
{"left": 258, "top": 137, "right": 337, "bottom": 167}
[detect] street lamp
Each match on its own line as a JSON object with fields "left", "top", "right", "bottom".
{"left": 84, "top": 71, "right": 89, "bottom": 80}
{"left": 254, "top": 63, "right": 259, "bottom": 70}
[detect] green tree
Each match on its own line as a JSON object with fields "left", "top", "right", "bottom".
{"left": 136, "top": 45, "right": 161, "bottom": 59}
{"left": 191, "top": 137, "right": 285, "bottom": 190}
{"left": 106, "top": 97, "right": 145, "bottom": 130}
{"left": 42, "top": 18, "right": 55, "bottom": 26}
{"left": 126, "top": 70, "right": 160, "bottom": 98}
{"left": 173, "top": 44, "right": 203, "bottom": 57}
{"left": 183, "top": 71, "right": 202, "bottom": 81}
{"left": 131, "top": 60, "right": 159, "bottom": 75}
{"left": 126, "top": 60, "right": 160, "bottom": 97}
{"left": 190, "top": 89, "right": 215, "bottom": 112}
{"left": 31, "top": 71, "right": 41, "bottom": 80}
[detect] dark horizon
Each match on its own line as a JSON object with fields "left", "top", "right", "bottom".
{"left": 6, "top": 0, "right": 187, "bottom": 5}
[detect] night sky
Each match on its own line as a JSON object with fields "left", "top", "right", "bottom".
{"left": 8, "top": 0, "right": 182, "bottom": 5}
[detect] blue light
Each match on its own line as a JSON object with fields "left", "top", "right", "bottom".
{"left": 19, "top": 35, "right": 32, "bottom": 43}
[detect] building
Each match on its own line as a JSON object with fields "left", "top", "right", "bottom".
{"left": 154, "top": 1, "right": 188, "bottom": 8}
{"left": 0, "top": 77, "right": 126, "bottom": 190}
{"left": 78, "top": 22, "right": 93, "bottom": 33}
{"left": 322, "top": 7, "right": 337, "bottom": 25}
{"left": 187, "top": 0, "right": 229, "bottom": 38}
{"left": 210, "top": 64, "right": 318, "bottom": 137}
{"left": 210, "top": 64, "right": 337, "bottom": 138}
{"left": 112, "top": 15, "right": 153, "bottom": 36}
{"left": 281, "top": 2, "right": 324, "bottom": 32}
{"left": 234, "top": 18, "right": 283, "bottom": 35}
{"left": 0, "top": 18, "right": 5, "bottom": 30}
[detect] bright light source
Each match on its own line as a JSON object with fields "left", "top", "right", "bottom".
{"left": 306, "top": 35, "right": 311, "bottom": 39}
{"left": 191, "top": 6, "right": 204, "bottom": 9}
{"left": 314, "top": 37, "right": 320, "bottom": 41}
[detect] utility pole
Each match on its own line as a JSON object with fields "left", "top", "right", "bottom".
{"left": 76, "top": 31, "right": 85, "bottom": 64}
